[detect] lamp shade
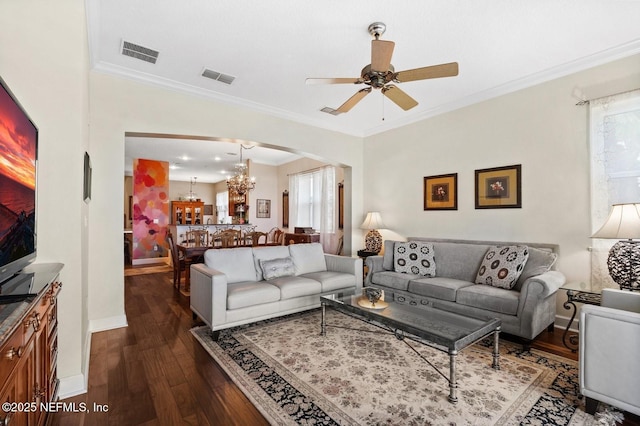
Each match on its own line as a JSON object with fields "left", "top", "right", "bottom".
{"left": 592, "top": 203, "right": 640, "bottom": 239}
{"left": 361, "top": 212, "right": 385, "bottom": 230}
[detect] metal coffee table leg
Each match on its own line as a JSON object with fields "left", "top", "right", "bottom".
{"left": 492, "top": 327, "right": 501, "bottom": 370}
{"left": 448, "top": 350, "right": 458, "bottom": 403}
{"left": 320, "top": 302, "right": 326, "bottom": 336}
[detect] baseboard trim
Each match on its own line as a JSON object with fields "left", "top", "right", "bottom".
{"left": 58, "top": 317, "right": 127, "bottom": 400}
{"left": 57, "top": 374, "right": 87, "bottom": 400}
{"left": 554, "top": 314, "right": 578, "bottom": 332}
{"left": 89, "top": 314, "right": 128, "bottom": 333}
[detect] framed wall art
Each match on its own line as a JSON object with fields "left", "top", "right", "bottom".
{"left": 424, "top": 173, "right": 458, "bottom": 210}
{"left": 282, "top": 191, "right": 289, "bottom": 227}
{"left": 257, "top": 199, "right": 271, "bottom": 218}
{"left": 475, "top": 164, "right": 521, "bottom": 209}
{"left": 83, "top": 151, "right": 92, "bottom": 203}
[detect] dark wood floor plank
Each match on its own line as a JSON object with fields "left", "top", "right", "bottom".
{"left": 48, "top": 268, "right": 638, "bottom": 426}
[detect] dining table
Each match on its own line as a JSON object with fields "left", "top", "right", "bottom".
{"left": 176, "top": 243, "right": 210, "bottom": 292}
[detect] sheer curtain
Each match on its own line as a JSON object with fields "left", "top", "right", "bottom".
{"left": 289, "top": 166, "right": 336, "bottom": 252}
{"left": 216, "top": 191, "right": 229, "bottom": 224}
{"left": 589, "top": 89, "right": 640, "bottom": 289}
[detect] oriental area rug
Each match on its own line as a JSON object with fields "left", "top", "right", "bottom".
{"left": 191, "top": 310, "right": 620, "bottom": 425}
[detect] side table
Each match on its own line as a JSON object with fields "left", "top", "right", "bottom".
{"left": 357, "top": 250, "right": 378, "bottom": 281}
{"left": 561, "top": 282, "right": 602, "bottom": 352}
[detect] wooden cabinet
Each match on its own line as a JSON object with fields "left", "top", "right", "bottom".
{"left": 0, "top": 264, "right": 62, "bottom": 426}
{"left": 171, "top": 201, "right": 204, "bottom": 225}
{"left": 228, "top": 194, "right": 249, "bottom": 224}
{"left": 284, "top": 233, "right": 320, "bottom": 245}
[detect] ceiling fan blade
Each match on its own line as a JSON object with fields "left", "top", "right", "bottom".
{"left": 336, "top": 87, "right": 372, "bottom": 113}
{"left": 371, "top": 40, "right": 395, "bottom": 72}
{"left": 382, "top": 85, "right": 418, "bottom": 111}
{"left": 306, "top": 77, "right": 363, "bottom": 85}
{"left": 394, "top": 62, "right": 459, "bottom": 83}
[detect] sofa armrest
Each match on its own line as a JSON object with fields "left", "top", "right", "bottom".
{"left": 364, "top": 255, "right": 384, "bottom": 286}
{"left": 520, "top": 270, "right": 566, "bottom": 299}
{"left": 190, "top": 263, "right": 229, "bottom": 328}
{"left": 324, "top": 254, "right": 363, "bottom": 289}
{"left": 579, "top": 304, "right": 640, "bottom": 415}
{"left": 602, "top": 288, "right": 640, "bottom": 313}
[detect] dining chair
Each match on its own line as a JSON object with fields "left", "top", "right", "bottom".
{"left": 186, "top": 229, "right": 208, "bottom": 247}
{"left": 274, "top": 229, "right": 285, "bottom": 245}
{"left": 219, "top": 229, "right": 242, "bottom": 248}
{"left": 250, "top": 231, "right": 268, "bottom": 246}
{"left": 166, "top": 232, "right": 187, "bottom": 289}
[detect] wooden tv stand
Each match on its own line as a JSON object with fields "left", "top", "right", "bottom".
{"left": 0, "top": 263, "right": 63, "bottom": 426}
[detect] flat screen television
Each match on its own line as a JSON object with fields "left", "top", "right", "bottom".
{"left": 0, "top": 75, "right": 37, "bottom": 288}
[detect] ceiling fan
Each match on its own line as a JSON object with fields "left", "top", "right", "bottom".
{"left": 306, "top": 22, "right": 459, "bottom": 114}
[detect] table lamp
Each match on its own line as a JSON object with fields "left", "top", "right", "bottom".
{"left": 591, "top": 203, "right": 640, "bottom": 291}
{"left": 360, "top": 211, "right": 385, "bottom": 254}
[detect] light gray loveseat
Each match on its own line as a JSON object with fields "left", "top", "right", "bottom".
{"left": 190, "top": 243, "right": 362, "bottom": 339}
{"left": 365, "top": 238, "right": 566, "bottom": 343}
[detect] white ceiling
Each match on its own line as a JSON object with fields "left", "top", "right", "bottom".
{"left": 94, "top": 1, "right": 640, "bottom": 180}
{"left": 124, "top": 136, "right": 302, "bottom": 183}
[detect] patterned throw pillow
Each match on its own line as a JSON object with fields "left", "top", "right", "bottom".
{"left": 475, "top": 245, "right": 529, "bottom": 289}
{"left": 394, "top": 242, "right": 436, "bottom": 276}
{"left": 260, "top": 257, "right": 295, "bottom": 280}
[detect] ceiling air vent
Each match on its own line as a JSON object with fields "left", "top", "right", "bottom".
{"left": 202, "top": 68, "right": 235, "bottom": 85}
{"left": 121, "top": 41, "right": 159, "bottom": 64}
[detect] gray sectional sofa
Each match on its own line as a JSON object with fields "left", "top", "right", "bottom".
{"left": 364, "top": 238, "right": 566, "bottom": 342}
{"left": 190, "top": 243, "right": 362, "bottom": 338}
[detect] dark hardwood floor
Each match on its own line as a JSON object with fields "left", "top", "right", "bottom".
{"left": 49, "top": 268, "right": 639, "bottom": 425}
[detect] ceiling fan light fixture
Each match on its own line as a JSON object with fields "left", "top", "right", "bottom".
{"left": 321, "top": 107, "right": 342, "bottom": 116}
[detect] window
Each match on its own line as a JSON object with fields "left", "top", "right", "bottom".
{"left": 216, "top": 191, "right": 229, "bottom": 224}
{"left": 589, "top": 89, "right": 640, "bottom": 286}
{"left": 289, "top": 166, "right": 336, "bottom": 234}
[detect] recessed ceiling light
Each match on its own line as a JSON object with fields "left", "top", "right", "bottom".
{"left": 180, "top": 155, "right": 190, "bottom": 161}
{"left": 214, "top": 156, "right": 221, "bottom": 161}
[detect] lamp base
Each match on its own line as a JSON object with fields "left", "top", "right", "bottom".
{"left": 607, "top": 240, "right": 640, "bottom": 291}
{"left": 364, "top": 229, "right": 382, "bottom": 254}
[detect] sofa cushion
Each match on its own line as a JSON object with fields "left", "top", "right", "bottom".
{"left": 514, "top": 247, "right": 557, "bottom": 290}
{"left": 301, "top": 271, "right": 355, "bottom": 292}
{"left": 289, "top": 243, "right": 327, "bottom": 275}
{"left": 266, "top": 275, "right": 322, "bottom": 299}
{"left": 260, "top": 257, "right": 295, "bottom": 280}
{"left": 456, "top": 285, "right": 520, "bottom": 316}
{"left": 253, "top": 246, "right": 291, "bottom": 280}
{"left": 227, "top": 281, "right": 281, "bottom": 309}
{"left": 394, "top": 242, "right": 436, "bottom": 276}
{"left": 370, "top": 270, "right": 418, "bottom": 291}
{"left": 204, "top": 247, "right": 258, "bottom": 283}
{"left": 408, "top": 277, "right": 475, "bottom": 302}
{"left": 475, "top": 245, "right": 529, "bottom": 289}
{"left": 427, "top": 241, "right": 490, "bottom": 282}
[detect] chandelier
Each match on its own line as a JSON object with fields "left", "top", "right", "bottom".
{"left": 226, "top": 145, "right": 256, "bottom": 196}
{"left": 184, "top": 177, "right": 199, "bottom": 201}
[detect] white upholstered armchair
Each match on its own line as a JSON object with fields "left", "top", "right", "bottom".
{"left": 579, "top": 288, "right": 640, "bottom": 416}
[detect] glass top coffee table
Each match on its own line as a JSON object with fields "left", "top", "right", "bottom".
{"left": 320, "top": 289, "right": 501, "bottom": 403}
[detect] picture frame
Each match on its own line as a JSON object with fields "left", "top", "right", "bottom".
{"left": 257, "top": 199, "right": 271, "bottom": 218}
{"left": 338, "top": 182, "right": 344, "bottom": 229}
{"left": 83, "top": 151, "right": 92, "bottom": 203}
{"left": 203, "top": 204, "right": 213, "bottom": 216}
{"left": 423, "top": 173, "right": 458, "bottom": 210}
{"left": 282, "top": 191, "right": 289, "bottom": 227}
{"left": 475, "top": 164, "right": 522, "bottom": 209}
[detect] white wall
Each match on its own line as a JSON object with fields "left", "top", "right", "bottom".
{"left": 87, "top": 72, "right": 364, "bottom": 379}
{"left": 0, "top": 0, "right": 90, "bottom": 395}
{"left": 365, "top": 53, "right": 640, "bottom": 320}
